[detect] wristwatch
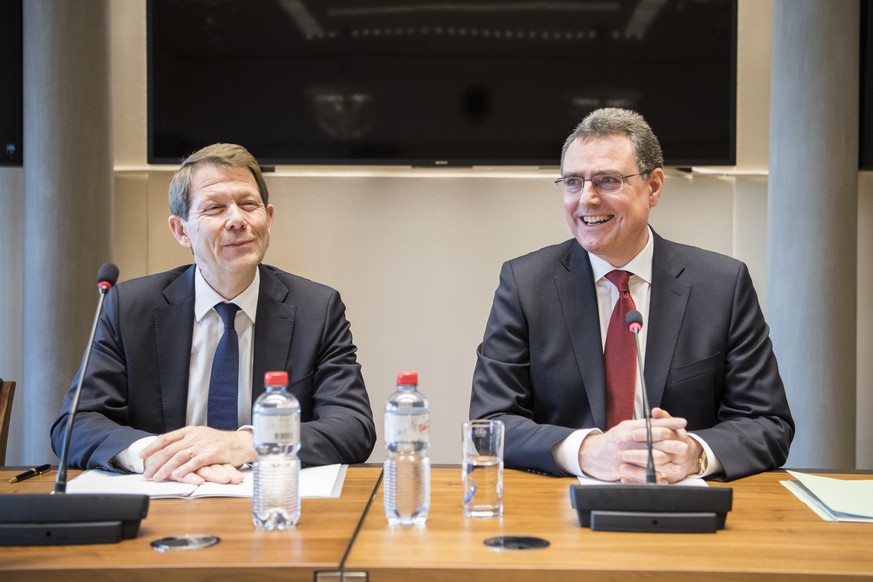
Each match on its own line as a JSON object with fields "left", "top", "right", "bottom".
{"left": 697, "top": 449, "right": 709, "bottom": 476}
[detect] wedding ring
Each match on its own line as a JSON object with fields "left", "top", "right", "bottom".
{"left": 186, "top": 448, "right": 194, "bottom": 458}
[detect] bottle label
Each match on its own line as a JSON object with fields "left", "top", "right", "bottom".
{"left": 254, "top": 413, "right": 299, "bottom": 444}
{"left": 385, "top": 412, "right": 429, "bottom": 442}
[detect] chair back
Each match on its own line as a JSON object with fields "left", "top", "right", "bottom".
{"left": 0, "top": 381, "right": 15, "bottom": 466}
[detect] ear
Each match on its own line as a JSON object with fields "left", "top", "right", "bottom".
{"left": 168, "top": 215, "right": 191, "bottom": 249}
{"left": 265, "top": 204, "right": 275, "bottom": 231}
{"left": 646, "top": 168, "right": 665, "bottom": 208}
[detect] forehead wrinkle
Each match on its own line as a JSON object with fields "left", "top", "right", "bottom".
{"left": 563, "top": 168, "right": 625, "bottom": 180}
{"left": 191, "top": 163, "right": 256, "bottom": 190}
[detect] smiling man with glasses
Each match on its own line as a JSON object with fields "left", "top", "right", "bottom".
{"left": 470, "top": 108, "right": 793, "bottom": 483}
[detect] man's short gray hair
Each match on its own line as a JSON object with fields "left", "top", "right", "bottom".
{"left": 560, "top": 108, "right": 664, "bottom": 175}
{"left": 168, "top": 143, "right": 269, "bottom": 219}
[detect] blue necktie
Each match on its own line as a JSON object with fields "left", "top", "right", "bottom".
{"left": 208, "top": 302, "right": 241, "bottom": 430}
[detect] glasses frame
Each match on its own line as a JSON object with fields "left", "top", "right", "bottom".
{"left": 554, "top": 172, "right": 645, "bottom": 196}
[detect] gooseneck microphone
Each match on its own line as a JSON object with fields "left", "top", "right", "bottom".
{"left": 54, "top": 262, "right": 119, "bottom": 493}
{"left": 0, "top": 263, "right": 149, "bottom": 546}
{"left": 568, "top": 310, "right": 733, "bottom": 532}
{"left": 97, "top": 262, "right": 119, "bottom": 293}
{"left": 625, "top": 310, "right": 655, "bottom": 485}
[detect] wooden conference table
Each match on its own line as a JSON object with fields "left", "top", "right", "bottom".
{"left": 347, "top": 468, "right": 873, "bottom": 581}
{"left": 1, "top": 466, "right": 872, "bottom": 581}
{"left": 0, "top": 466, "right": 382, "bottom": 581}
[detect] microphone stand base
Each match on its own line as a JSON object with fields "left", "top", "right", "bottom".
{"left": 590, "top": 510, "right": 719, "bottom": 533}
{"left": 0, "top": 493, "right": 150, "bottom": 546}
{"left": 570, "top": 484, "right": 732, "bottom": 533}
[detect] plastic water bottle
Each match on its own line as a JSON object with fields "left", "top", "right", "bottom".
{"left": 252, "top": 370, "right": 300, "bottom": 530}
{"left": 384, "top": 371, "right": 430, "bottom": 526}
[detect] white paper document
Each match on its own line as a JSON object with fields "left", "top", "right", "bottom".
{"left": 781, "top": 470, "right": 873, "bottom": 523}
{"left": 67, "top": 463, "right": 347, "bottom": 499}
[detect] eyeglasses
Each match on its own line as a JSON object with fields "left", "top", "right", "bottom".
{"left": 554, "top": 172, "right": 644, "bottom": 196}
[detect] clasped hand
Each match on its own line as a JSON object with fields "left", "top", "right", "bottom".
{"left": 578, "top": 407, "right": 702, "bottom": 484}
{"left": 140, "top": 426, "right": 257, "bottom": 485}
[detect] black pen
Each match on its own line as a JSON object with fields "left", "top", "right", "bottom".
{"left": 8, "top": 463, "right": 52, "bottom": 484}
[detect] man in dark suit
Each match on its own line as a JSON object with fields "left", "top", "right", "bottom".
{"left": 470, "top": 108, "right": 793, "bottom": 482}
{"left": 51, "top": 144, "right": 375, "bottom": 484}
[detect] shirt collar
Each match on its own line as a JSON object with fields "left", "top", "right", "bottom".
{"left": 194, "top": 266, "right": 260, "bottom": 323}
{"left": 588, "top": 226, "right": 655, "bottom": 285}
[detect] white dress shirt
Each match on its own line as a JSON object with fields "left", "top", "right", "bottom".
{"left": 187, "top": 267, "right": 259, "bottom": 427}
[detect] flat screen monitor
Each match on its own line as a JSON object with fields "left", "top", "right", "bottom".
{"left": 861, "top": 0, "right": 873, "bottom": 170}
{"left": 0, "top": 0, "right": 22, "bottom": 167}
{"left": 148, "top": 0, "right": 737, "bottom": 167}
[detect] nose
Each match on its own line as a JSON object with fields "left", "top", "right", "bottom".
{"left": 576, "top": 179, "right": 601, "bottom": 207}
{"left": 224, "top": 203, "right": 248, "bottom": 230}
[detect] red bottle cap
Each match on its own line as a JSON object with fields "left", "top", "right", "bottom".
{"left": 264, "top": 371, "right": 289, "bottom": 385}
{"left": 396, "top": 371, "right": 418, "bottom": 385}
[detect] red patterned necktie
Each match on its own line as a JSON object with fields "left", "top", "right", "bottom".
{"left": 604, "top": 270, "right": 637, "bottom": 429}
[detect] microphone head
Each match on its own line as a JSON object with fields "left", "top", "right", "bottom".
{"left": 626, "top": 310, "right": 643, "bottom": 333}
{"left": 97, "top": 262, "right": 119, "bottom": 292}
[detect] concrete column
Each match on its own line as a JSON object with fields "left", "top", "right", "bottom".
{"left": 22, "top": 1, "right": 113, "bottom": 464}
{"left": 768, "top": 0, "right": 859, "bottom": 469}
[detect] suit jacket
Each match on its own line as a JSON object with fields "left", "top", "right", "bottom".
{"left": 50, "top": 264, "right": 376, "bottom": 471}
{"left": 470, "top": 232, "right": 794, "bottom": 480}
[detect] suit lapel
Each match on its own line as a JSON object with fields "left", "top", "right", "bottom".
{"left": 154, "top": 266, "right": 196, "bottom": 430}
{"left": 646, "top": 233, "right": 690, "bottom": 408}
{"left": 553, "top": 242, "right": 609, "bottom": 428}
{"left": 252, "top": 266, "right": 295, "bottom": 402}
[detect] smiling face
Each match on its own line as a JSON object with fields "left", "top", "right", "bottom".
{"left": 562, "top": 134, "right": 664, "bottom": 267}
{"left": 168, "top": 162, "right": 274, "bottom": 299}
